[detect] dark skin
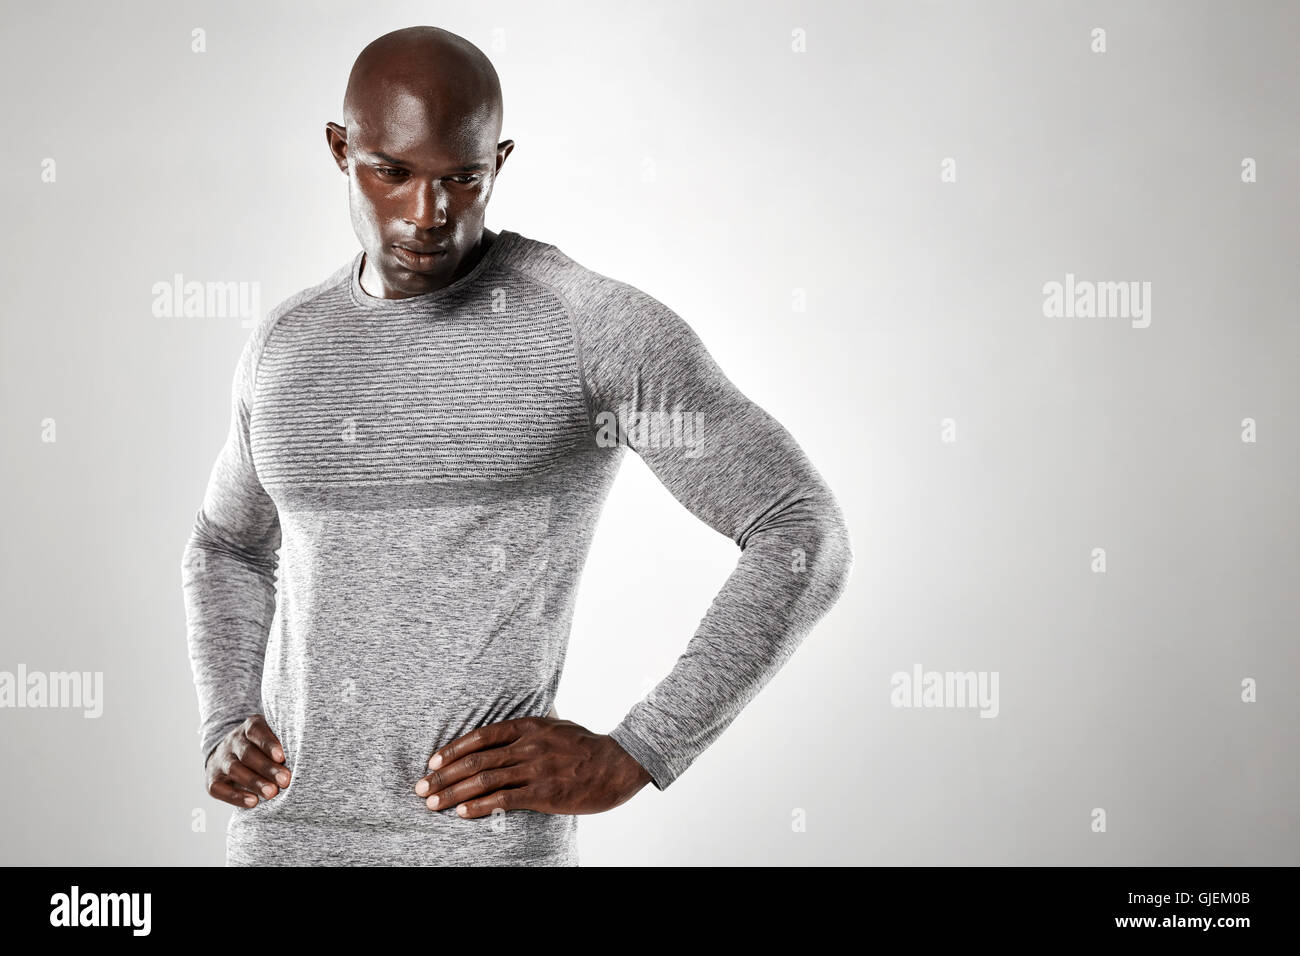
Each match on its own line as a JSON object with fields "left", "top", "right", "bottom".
{"left": 205, "top": 715, "right": 290, "bottom": 808}
{"left": 204, "top": 26, "right": 652, "bottom": 816}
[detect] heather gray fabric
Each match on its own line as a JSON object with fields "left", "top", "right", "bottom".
{"left": 181, "top": 228, "right": 854, "bottom": 866}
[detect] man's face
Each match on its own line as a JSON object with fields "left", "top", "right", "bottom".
{"left": 327, "top": 91, "right": 507, "bottom": 298}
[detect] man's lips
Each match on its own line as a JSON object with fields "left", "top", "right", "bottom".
{"left": 392, "top": 244, "right": 449, "bottom": 270}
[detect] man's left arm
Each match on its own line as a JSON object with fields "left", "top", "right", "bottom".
{"left": 583, "top": 281, "right": 855, "bottom": 791}
{"left": 415, "top": 278, "right": 854, "bottom": 814}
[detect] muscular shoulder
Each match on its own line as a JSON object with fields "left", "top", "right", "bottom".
{"left": 497, "top": 232, "right": 705, "bottom": 362}
{"left": 240, "top": 256, "right": 355, "bottom": 387}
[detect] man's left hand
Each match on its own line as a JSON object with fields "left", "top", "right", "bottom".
{"left": 415, "top": 717, "right": 653, "bottom": 818}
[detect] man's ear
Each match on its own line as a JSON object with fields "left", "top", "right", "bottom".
{"left": 325, "top": 122, "right": 349, "bottom": 174}
{"left": 495, "top": 139, "right": 515, "bottom": 173}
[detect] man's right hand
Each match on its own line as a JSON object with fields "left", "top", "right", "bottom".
{"left": 205, "top": 714, "right": 292, "bottom": 808}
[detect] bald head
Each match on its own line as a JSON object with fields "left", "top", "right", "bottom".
{"left": 326, "top": 26, "right": 514, "bottom": 299}
{"left": 343, "top": 26, "right": 503, "bottom": 144}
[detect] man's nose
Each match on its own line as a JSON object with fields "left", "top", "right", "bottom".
{"left": 406, "top": 181, "right": 449, "bottom": 230}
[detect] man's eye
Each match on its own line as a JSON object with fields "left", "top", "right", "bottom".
{"left": 377, "top": 167, "right": 405, "bottom": 177}
{"left": 449, "top": 176, "right": 479, "bottom": 184}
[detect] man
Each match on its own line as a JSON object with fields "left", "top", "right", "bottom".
{"left": 182, "top": 25, "right": 853, "bottom": 866}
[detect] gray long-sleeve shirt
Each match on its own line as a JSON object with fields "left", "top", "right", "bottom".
{"left": 181, "top": 228, "right": 853, "bottom": 866}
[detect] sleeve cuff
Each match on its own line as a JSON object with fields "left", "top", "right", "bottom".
{"left": 608, "top": 720, "right": 678, "bottom": 792}
{"left": 199, "top": 715, "right": 248, "bottom": 766}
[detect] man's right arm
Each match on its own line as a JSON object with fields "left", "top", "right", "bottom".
{"left": 180, "top": 324, "right": 281, "bottom": 769}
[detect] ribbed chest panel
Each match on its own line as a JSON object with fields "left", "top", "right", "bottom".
{"left": 249, "top": 276, "right": 589, "bottom": 499}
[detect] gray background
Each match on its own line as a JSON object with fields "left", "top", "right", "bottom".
{"left": 1, "top": 0, "right": 1296, "bottom": 865}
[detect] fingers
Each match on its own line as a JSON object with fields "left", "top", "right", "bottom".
{"left": 233, "top": 730, "right": 291, "bottom": 790}
{"left": 244, "top": 714, "right": 287, "bottom": 764}
{"left": 223, "top": 755, "right": 284, "bottom": 800}
{"left": 419, "top": 763, "right": 532, "bottom": 814}
{"left": 415, "top": 744, "right": 519, "bottom": 803}
{"left": 427, "top": 717, "right": 530, "bottom": 772}
{"left": 455, "top": 786, "right": 534, "bottom": 819}
{"left": 204, "top": 715, "right": 292, "bottom": 809}
{"left": 209, "top": 777, "right": 261, "bottom": 809}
